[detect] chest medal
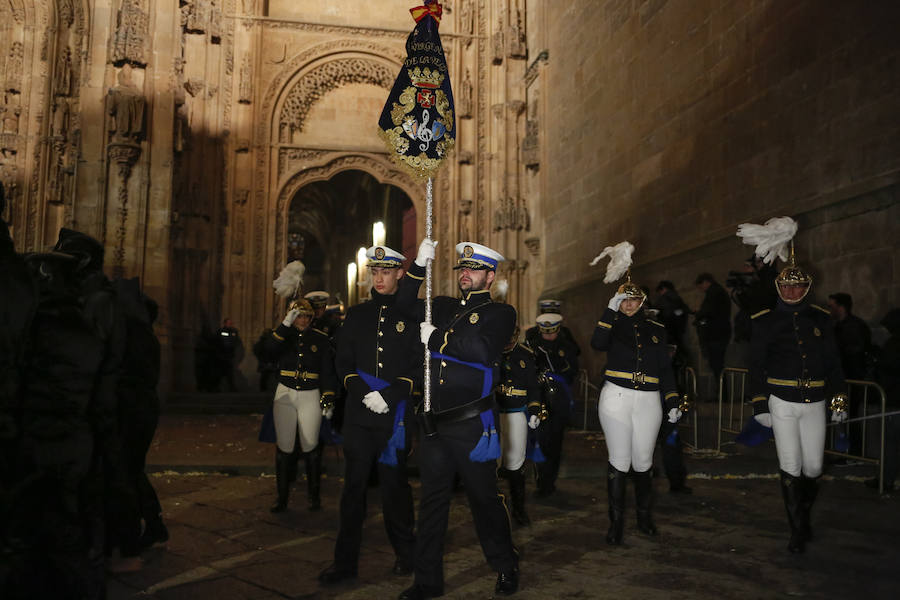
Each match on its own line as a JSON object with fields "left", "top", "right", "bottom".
{"left": 813, "top": 327, "right": 821, "bottom": 337}
{"left": 396, "top": 321, "right": 406, "bottom": 333}
{"left": 469, "top": 312, "right": 479, "bottom": 324}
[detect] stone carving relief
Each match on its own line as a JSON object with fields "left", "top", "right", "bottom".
{"left": 493, "top": 197, "right": 530, "bottom": 232}
{"left": 54, "top": 46, "right": 73, "bottom": 97}
{"left": 234, "top": 188, "right": 249, "bottom": 205}
{"left": 524, "top": 236, "right": 540, "bottom": 256}
{"left": 278, "top": 58, "right": 395, "bottom": 142}
{"left": 508, "top": 6, "right": 526, "bottom": 59}
{"left": 107, "top": 65, "right": 146, "bottom": 144}
{"left": 278, "top": 148, "right": 327, "bottom": 179}
{"left": 241, "top": 0, "right": 257, "bottom": 15}
{"left": 238, "top": 55, "right": 252, "bottom": 104}
{"left": 457, "top": 150, "right": 473, "bottom": 164}
{"left": 111, "top": 0, "right": 149, "bottom": 67}
{"left": 6, "top": 42, "right": 24, "bottom": 93}
{"left": 182, "top": 0, "right": 223, "bottom": 42}
{"left": 522, "top": 118, "right": 539, "bottom": 169}
{"left": 492, "top": 11, "right": 504, "bottom": 64}
{"left": 459, "top": 0, "right": 474, "bottom": 38}
{"left": 459, "top": 68, "right": 473, "bottom": 118}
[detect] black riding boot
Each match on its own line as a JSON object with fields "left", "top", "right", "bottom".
{"left": 606, "top": 463, "right": 626, "bottom": 545}
{"left": 306, "top": 445, "right": 322, "bottom": 511}
{"left": 780, "top": 470, "right": 805, "bottom": 553}
{"left": 508, "top": 466, "right": 530, "bottom": 526}
{"left": 799, "top": 474, "right": 819, "bottom": 542}
{"left": 634, "top": 469, "right": 658, "bottom": 536}
{"left": 270, "top": 449, "right": 292, "bottom": 513}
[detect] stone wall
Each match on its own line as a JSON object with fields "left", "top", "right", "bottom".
{"left": 533, "top": 0, "right": 900, "bottom": 385}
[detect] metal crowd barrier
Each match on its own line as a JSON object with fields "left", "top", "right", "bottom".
{"left": 679, "top": 366, "right": 700, "bottom": 450}
{"left": 576, "top": 369, "right": 601, "bottom": 431}
{"left": 715, "top": 368, "right": 889, "bottom": 494}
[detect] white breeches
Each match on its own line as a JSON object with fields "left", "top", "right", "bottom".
{"left": 598, "top": 382, "right": 662, "bottom": 473}
{"left": 500, "top": 411, "right": 527, "bottom": 471}
{"left": 273, "top": 384, "right": 321, "bottom": 454}
{"left": 769, "top": 395, "right": 826, "bottom": 478}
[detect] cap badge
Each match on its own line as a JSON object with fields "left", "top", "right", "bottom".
{"left": 469, "top": 312, "right": 479, "bottom": 324}
{"left": 396, "top": 321, "right": 406, "bottom": 333}
{"left": 374, "top": 247, "right": 386, "bottom": 260}
{"left": 558, "top": 349, "right": 565, "bottom": 357}
{"left": 519, "top": 360, "right": 526, "bottom": 369}
{"left": 652, "top": 335, "right": 659, "bottom": 344}
{"left": 813, "top": 327, "right": 821, "bottom": 337}
{"left": 463, "top": 245, "right": 474, "bottom": 258}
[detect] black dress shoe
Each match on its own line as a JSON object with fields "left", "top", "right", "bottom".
{"left": 398, "top": 583, "right": 443, "bottom": 599}
{"left": 318, "top": 563, "right": 357, "bottom": 584}
{"left": 495, "top": 568, "right": 519, "bottom": 595}
{"left": 392, "top": 558, "right": 414, "bottom": 576}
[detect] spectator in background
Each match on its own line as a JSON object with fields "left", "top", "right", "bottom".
{"left": 827, "top": 293, "right": 872, "bottom": 380}
{"left": 215, "top": 318, "right": 242, "bottom": 391}
{"left": 867, "top": 308, "right": 900, "bottom": 493}
{"left": 694, "top": 273, "right": 731, "bottom": 380}
{"left": 655, "top": 280, "right": 690, "bottom": 355}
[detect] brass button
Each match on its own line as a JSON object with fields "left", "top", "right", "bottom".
{"left": 449, "top": 328, "right": 454, "bottom": 333}
{"left": 439, "top": 378, "right": 444, "bottom": 384}
{"left": 380, "top": 317, "right": 385, "bottom": 322}
{"left": 441, "top": 361, "right": 447, "bottom": 367}
{"left": 798, "top": 340, "right": 803, "bottom": 345}
{"left": 802, "top": 354, "right": 807, "bottom": 359}
{"left": 378, "top": 362, "right": 383, "bottom": 368}
{"left": 378, "top": 331, "right": 383, "bottom": 337}
{"left": 378, "top": 347, "right": 384, "bottom": 352}
{"left": 638, "top": 344, "right": 643, "bottom": 348}
{"left": 298, "top": 353, "right": 303, "bottom": 357}
{"left": 637, "top": 357, "right": 642, "bottom": 362}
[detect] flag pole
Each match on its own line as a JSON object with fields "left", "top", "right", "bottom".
{"left": 423, "top": 177, "right": 434, "bottom": 413}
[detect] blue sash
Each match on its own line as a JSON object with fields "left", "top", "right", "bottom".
{"left": 358, "top": 370, "right": 406, "bottom": 466}
{"left": 547, "top": 372, "right": 574, "bottom": 414}
{"left": 526, "top": 427, "right": 546, "bottom": 463}
{"left": 469, "top": 409, "right": 502, "bottom": 462}
{"left": 429, "top": 352, "right": 494, "bottom": 398}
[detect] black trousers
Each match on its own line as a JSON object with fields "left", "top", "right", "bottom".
{"left": 333, "top": 422, "right": 415, "bottom": 570}
{"left": 536, "top": 412, "right": 567, "bottom": 491}
{"left": 412, "top": 416, "right": 517, "bottom": 591}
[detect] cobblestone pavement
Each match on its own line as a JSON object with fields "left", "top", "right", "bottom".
{"left": 106, "top": 414, "right": 900, "bottom": 599}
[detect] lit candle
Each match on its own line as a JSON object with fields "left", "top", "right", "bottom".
{"left": 356, "top": 247, "right": 369, "bottom": 302}
{"left": 372, "top": 221, "right": 386, "bottom": 248}
{"left": 347, "top": 263, "right": 357, "bottom": 306}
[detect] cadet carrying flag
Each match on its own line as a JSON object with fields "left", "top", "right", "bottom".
{"left": 378, "top": 1, "right": 455, "bottom": 178}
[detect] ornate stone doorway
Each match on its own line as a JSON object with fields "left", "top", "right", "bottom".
{"left": 286, "top": 168, "right": 415, "bottom": 305}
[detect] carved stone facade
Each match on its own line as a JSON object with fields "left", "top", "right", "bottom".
{"left": 1, "top": 1, "right": 898, "bottom": 393}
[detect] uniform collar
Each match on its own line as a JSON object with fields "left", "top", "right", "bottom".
{"left": 777, "top": 299, "right": 809, "bottom": 312}
{"left": 370, "top": 288, "right": 397, "bottom": 305}
{"left": 459, "top": 288, "right": 491, "bottom": 306}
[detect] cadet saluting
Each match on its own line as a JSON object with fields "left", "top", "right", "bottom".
{"left": 589, "top": 242, "right": 681, "bottom": 546}
{"left": 398, "top": 240, "right": 520, "bottom": 599}
{"left": 261, "top": 298, "right": 335, "bottom": 513}
{"left": 738, "top": 217, "right": 847, "bottom": 553}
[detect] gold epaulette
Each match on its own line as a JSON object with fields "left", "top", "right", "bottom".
{"left": 518, "top": 344, "right": 534, "bottom": 354}
{"left": 751, "top": 309, "right": 771, "bottom": 320}
{"left": 647, "top": 318, "right": 664, "bottom": 328}
{"left": 312, "top": 327, "right": 328, "bottom": 336}
{"left": 810, "top": 304, "right": 830, "bottom": 315}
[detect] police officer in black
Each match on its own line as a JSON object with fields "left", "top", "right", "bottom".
{"left": 748, "top": 248, "right": 847, "bottom": 554}
{"left": 260, "top": 299, "right": 336, "bottom": 512}
{"left": 305, "top": 290, "right": 339, "bottom": 339}
{"left": 398, "top": 240, "right": 519, "bottom": 599}
{"left": 319, "top": 245, "right": 418, "bottom": 584}
{"left": 497, "top": 326, "right": 541, "bottom": 525}
{"left": 529, "top": 312, "right": 579, "bottom": 497}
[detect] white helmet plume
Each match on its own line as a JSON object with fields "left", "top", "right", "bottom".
{"left": 273, "top": 260, "right": 305, "bottom": 299}
{"left": 589, "top": 241, "right": 635, "bottom": 284}
{"left": 736, "top": 216, "right": 798, "bottom": 265}
{"left": 493, "top": 278, "right": 509, "bottom": 302}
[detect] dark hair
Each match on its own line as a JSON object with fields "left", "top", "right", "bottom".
{"left": 829, "top": 292, "right": 852, "bottom": 313}
{"left": 694, "top": 272, "right": 716, "bottom": 286}
{"left": 656, "top": 280, "right": 674, "bottom": 293}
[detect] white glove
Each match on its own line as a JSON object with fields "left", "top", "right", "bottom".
{"left": 282, "top": 308, "right": 300, "bottom": 327}
{"left": 322, "top": 406, "right": 334, "bottom": 419}
{"left": 754, "top": 413, "right": 773, "bottom": 428}
{"left": 420, "top": 322, "right": 437, "bottom": 345}
{"left": 363, "top": 391, "right": 389, "bottom": 414}
{"left": 608, "top": 292, "right": 629, "bottom": 312}
{"left": 667, "top": 408, "right": 683, "bottom": 424}
{"left": 831, "top": 410, "right": 848, "bottom": 424}
{"left": 528, "top": 414, "right": 540, "bottom": 430}
{"left": 415, "top": 238, "right": 438, "bottom": 267}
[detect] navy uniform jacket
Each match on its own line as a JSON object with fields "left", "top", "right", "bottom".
{"left": 529, "top": 335, "right": 580, "bottom": 385}
{"left": 262, "top": 324, "right": 336, "bottom": 397}
{"left": 524, "top": 325, "right": 581, "bottom": 357}
{"left": 402, "top": 263, "right": 516, "bottom": 415}
{"left": 336, "top": 289, "right": 419, "bottom": 429}
{"left": 590, "top": 307, "right": 679, "bottom": 408}
{"left": 749, "top": 301, "right": 846, "bottom": 413}
{"left": 497, "top": 343, "right": 540, "bottom": 415}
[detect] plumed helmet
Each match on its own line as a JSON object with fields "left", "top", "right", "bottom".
{"left": 53, "top": 228, "right": 105, "bottom": 272}
{"left": 288, "top": 298, "right": 315, "bottom": 316}
{"left": 775, "top": 243, "right": 812, "bottom": 304}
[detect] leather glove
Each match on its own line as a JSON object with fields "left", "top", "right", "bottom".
{"left": 528, "top": 414, "right": 540, "bottom": 430}
{"left": 754, "top": 413, "right": 773, "bottom": 428}
{"left": 363, "top": 391, "right": 389, "bottom": 414}
{"left": 322, "top": 406, "right": 334, "bottom": 419}
{"left": 831, "top": 410, "right": 848, "bottom": 424}
{"left": 608, "top": 292, "right": 630, "bottom": 312}
{"left": 420, "top": 322, "right": 437, "bottom": 345}
{"left": 282, "top": 308, "right": 300, "bottom": 327}
{"left": 415, "top": 238, "right": 438, "bottom": 267}
{"left": 667, "top": 407, "right": 683, "bottom": 424}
